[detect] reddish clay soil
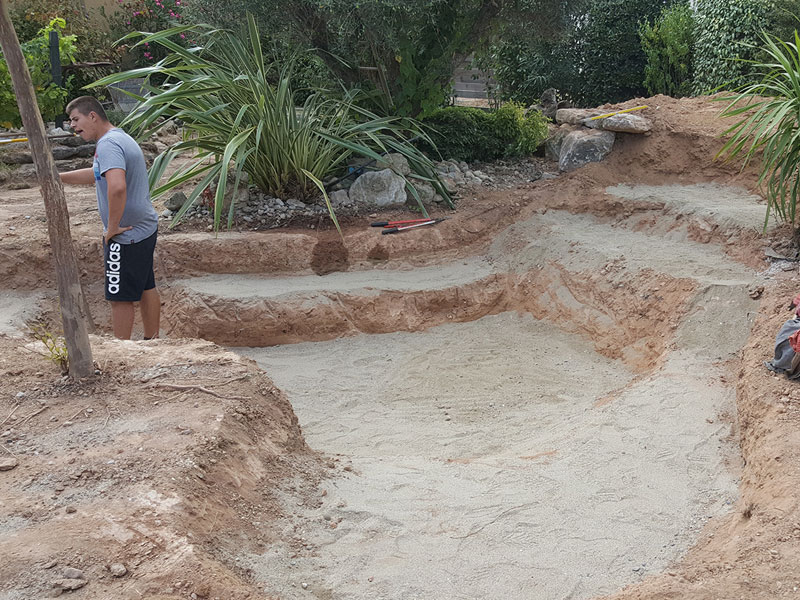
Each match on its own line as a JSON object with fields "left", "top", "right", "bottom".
{"left": 0, "top": 95, "right": 799, "bottom": 599}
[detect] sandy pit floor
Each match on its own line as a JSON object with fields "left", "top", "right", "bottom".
{"left": 238, "top": 311, "right": 740, "bottom": 599}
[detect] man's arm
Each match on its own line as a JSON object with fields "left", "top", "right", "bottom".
{"left": 104, "top": 168, "right": 133, "bottom": 243}
{"left": 60, "top": 168, "right": 95, "bottom": 185}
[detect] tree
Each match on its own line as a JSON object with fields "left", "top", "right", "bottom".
{"left": 640, "top": 1, "right": 695, "bottom": 97}
{"left": 692, "top": 0, "right": 772, "bottom": 94}
{"left": 0, "top": 0, "right": 93, "bottom": 377}
{"left": 187, "top": 0, "right": 507, "bottom": 117}
{"left": 572, "top": 0, "right": 679, "bottom": 106}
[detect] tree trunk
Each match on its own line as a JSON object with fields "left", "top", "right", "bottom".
{"left": 0, "top": 0, "right": 94, "bottom": 377}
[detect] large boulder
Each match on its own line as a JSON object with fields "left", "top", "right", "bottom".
{"left": 406, "top": 180, "right": 437, "bottom": 206}
{"left": 555, "top": 108, "right": 601, "bottom": 125}
{"left": 558, "top": 130, "right": 616, "bottom": 172}
{"left": 545, "top": 124, "right": 578, "bottom": 162}
{"left": 587, "top": 113, "right": 652, "bottom": 134}
{"left": 375, "top": 153, "right": 411, "bottom": 176}
{"left": 348, "top": 168, "right": 407, "bottom": 207}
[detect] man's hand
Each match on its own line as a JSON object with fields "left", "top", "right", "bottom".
{"left": 104, "top": 224, "right": 133, "bottom": 245}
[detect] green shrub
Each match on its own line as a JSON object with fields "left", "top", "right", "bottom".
{"left": 718, "top": 31, "right": 800, "bottom": 226}
{"left": 90, "top": 16, "right": 451, "bottom": 233}
{"left": 640, "top": 2, "right": 695, "bottom": 97}
{"left": 692, "top": 0, "right": 772, "bottom": 94}
{"left": 0, "top": 17, "right": 77, "bottom": 127}
{"left": 422, "top": 103, "right": 548, "bottom": 163}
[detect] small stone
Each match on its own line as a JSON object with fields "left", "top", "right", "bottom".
{"left": 62, "top": 567, "right": 84, "bottom": 580}
{"left": 65, "top": 506, "right": 77, "bottom": 514}
{"left": 301, "top": 583, "right": 308, "bottom": 590}
{"left": 15, "top": 391, "right": 25, "bottom": 398}
{"left": 109, "top": 563, "right": 127, "bottom": 577}
{"left": 0, "top": 456, "right": 18, "bottom": 471}
{"left": 52, "top": 578, "right": 86, "bottom": 591}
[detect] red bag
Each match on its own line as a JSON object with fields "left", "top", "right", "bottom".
{"left": 790, "top": 329, "right": 800, "bottom": 353}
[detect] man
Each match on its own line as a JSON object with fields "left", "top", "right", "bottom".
{"left": 59, "top": 96, "right": 160, "bottom": 340}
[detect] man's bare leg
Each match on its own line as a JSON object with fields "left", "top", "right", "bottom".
{"left": 111, "top": 301, "right": 135, "bottom": 339}
{"left": 140, "top": 287, "right": 161, "bottom": 339}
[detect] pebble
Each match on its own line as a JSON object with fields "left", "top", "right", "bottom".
{"left": 52, "top": 578, "right": 86, "bottom": 591}
{"left": 15, "top": 391, "right": 25, "bottom": 398}
{"left": 109, "top": 563, "right": 127, "bottom": 577}
{"left": 62, "top": 567, "right": 84, "bottom": 580}
{"left": 301, "top": 583, "right": 308, "bottom": 590}
{"left": 0, "top": 456, "right": 18, "bottom": 471}
{"left": 65, "top": 506, "right": 77, "bottom": 514}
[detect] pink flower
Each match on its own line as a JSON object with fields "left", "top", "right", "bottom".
{"left": 133, "top": 10, "right": 140, "bottom": 15}
{"left": 175, "top": 0, "right": 181, "bottom": 5}
{"left": 179, "top": 33, "right": 185, "bottom": 39}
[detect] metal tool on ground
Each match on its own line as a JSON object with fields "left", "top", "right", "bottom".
{"left": 381, "top": 218, "right": 446, "bottom": 234}
{"left": 0, "top": 133, "right": 77, "bottom": 145}
{"left": 371, "top": 218, "right": 433, "bottom": 228}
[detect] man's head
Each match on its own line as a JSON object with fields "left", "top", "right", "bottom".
{"left": 66, "top": 96, "right": 111, "bottom": 142}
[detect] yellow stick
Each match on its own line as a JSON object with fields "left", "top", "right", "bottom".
{"left": 589, "top": 105, "right": 648, "bottom": 121}
{"left": 0, "top": 137, "right": 27, "bottom": 144}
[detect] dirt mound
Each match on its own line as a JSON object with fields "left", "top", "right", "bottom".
{"left": 0, "top": 337, "right": 327, "bottom": 599}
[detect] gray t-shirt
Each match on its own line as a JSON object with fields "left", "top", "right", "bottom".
{"left": 93, "top": 128, "right": 158, "bottom": 245}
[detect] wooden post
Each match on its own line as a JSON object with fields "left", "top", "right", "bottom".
{"left": 0, "top": 0, "right": 93, "bottom": 377}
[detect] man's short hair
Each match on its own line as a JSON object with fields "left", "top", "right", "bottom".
{"left": 65, "top": 96, "right": 109, "bottom": 122}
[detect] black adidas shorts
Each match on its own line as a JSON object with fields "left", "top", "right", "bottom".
{"left": 103, "top": 231, "right": 157, "bottom": 302}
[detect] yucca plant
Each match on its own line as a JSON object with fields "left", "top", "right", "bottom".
{"left": 88, "top": 15, "right": 452, "bottom": 233}
{"left": 718, "top": 31, "right": 800, "bottom": 228}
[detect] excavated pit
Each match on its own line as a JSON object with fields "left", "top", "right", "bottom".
{"left": 157, "top": 183, "right": 762, "bottom": 599}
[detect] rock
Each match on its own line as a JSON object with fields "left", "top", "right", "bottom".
{"left": 109, "top": 563, "right": 127, "bottom": 577}
{"left": 545, "top": 124, "right": 576, "bottom": 162}
{"left": 0, "top": 150, "right": 32, "bottom": 164}
{"left": 587, "top": 113, "right": 652, "bottom": 134}
{"left": 52, "top": 578, "right": 86, "bottom": 591}
{"left": 55, "top": 158, "right": 92, "bottom": 172}
{"left": 51, "top": 146, "right": 80, "bottom": 160}
{"left": 406, "top": 181, "right": 437, "bottom": 206}
{"left": 375, "top": 153, "right": 411, "bottom": 176}
{"left": 540, "top": 172, "right": 558, "bottom": 180}
{"left": 329, "top": 189, "right": 349, "bottom": 208}
{"left": 558, "top": 129, "right": 616, "bottom": 172}
{"left": 160, "top": 209, "right": 173, "bottom": 219}
{"left": 533, "top": 88, "right": 559, "bottom": 119}
{"left": 0, "top": 456, "right": 18, "bottom": 471}
{"left": 348, "top": 168, "right": 407, "bottom": 207}
{"left": 72, "top": 144, "right": 97, "bottom": 158}
{"left": 440, "top": 177, "right": 458, "bottom": 194}
{"left": 62, "top": 567, "right": 84, "bottom": 580}
{"left": 140, "top": 141, "right": 158, "bottom": 154}
{"left": 286, "top": 198, "right": 307, "bottom": 210}
{"left": 57, "top": 135, "right": 91, "bottom": 148}
{"left": 65, "top": 506, "right": 77, "bottom": 514}
{"left": 555, "top": 108, "right": 601, "bottom": 125}
{"left": 165, "top": 191, "right": 188, "bottom": 212}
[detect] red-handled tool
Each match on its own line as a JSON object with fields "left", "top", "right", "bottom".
{"left": 381, "top": 218, "right": 446, "bottom": 234}
{"left": 371, "top": 218, "right": 434, "bottom": 227}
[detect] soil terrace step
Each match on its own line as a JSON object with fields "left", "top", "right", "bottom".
{"left": 166, "top": 184, "right": 760, "bottom": 348}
